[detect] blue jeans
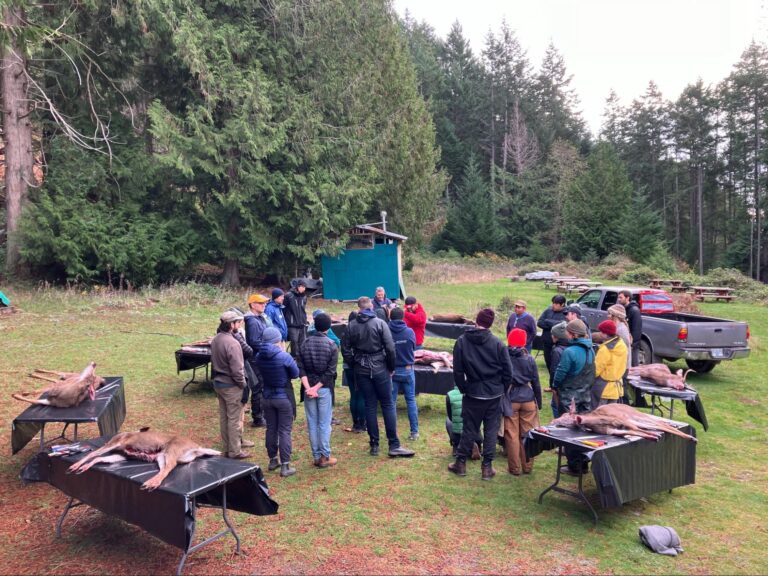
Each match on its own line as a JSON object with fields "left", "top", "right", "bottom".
{"left": 356, "top": 369, "right": 400, "bottom": 449}
{"left": 391, "top": 367, "right": 419, "bottom": 435}
{"left": 304, "top": 387, "right": 333, "bottom": 459}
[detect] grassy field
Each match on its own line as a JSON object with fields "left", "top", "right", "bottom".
{"left": 0, "top": 276, "right": 766, "bottom": 575}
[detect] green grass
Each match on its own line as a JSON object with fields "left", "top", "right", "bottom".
{"left": 0, "top": 277, "right": 766, "bottom": 574}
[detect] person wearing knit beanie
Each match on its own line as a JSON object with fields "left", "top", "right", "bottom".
{"left": 507, "top": 328, "right": 527, "bottom": 348}
{"left": 597, "top": 319, "right": 617, "bottom": 337}
{"left": 592, "top": 317, "right": 628, "bottom": 410}
{"left": 475, "top": 308, "right": 495, "bottom": 329}
{"left": 449, "top": 307, "right": 512, "bottom": 481}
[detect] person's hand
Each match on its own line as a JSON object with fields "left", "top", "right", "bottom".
{"left": 306, "top": 389, "right": 318, "bottom": 398}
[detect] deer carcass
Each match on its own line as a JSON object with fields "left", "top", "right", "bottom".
{"left": 429, "top": 313, "right": 475, "bottom": 325}
{"left": 13, "top": 362, "right": 101, "bottom": 408}
{"left": 628, "top": 364, "right": 694, "bottom": 390}
{"left": 550, "top": 401, "right": 696, "bottom": 442}
{"left": 414, "top": 349, "right": 453, "bottom": 371}
{"left": 68, "top": 428, "right": 221, "bottom": 490}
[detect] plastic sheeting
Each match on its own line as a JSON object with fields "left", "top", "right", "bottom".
{"left": 21, "top": 436, "right": 279, "bottom": 551}
{"left": 627, "top": 377, "right": 708, "bottom": 431}
{"left": 424, "top": 321, "right": 474, "bottom": 340}
{"left": 525, "top": 422, "right": 697, "bottom": 508}
{"left": 12, "top": 377, "right": 126, "bottom": 454}
{"left": 414, "top": 365, "right": 454, "bottom": 395}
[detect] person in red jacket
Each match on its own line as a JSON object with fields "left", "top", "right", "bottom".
{"left": 403, "top": 296, "right": 427, "bottom": 349}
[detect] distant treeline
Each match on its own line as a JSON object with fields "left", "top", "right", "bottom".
{"left": 2, "top": 2, "right": 767, "bottom": 285}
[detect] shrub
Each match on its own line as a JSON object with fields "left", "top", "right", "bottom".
{"left": 618, "top": 265, "right": 659, "bottom": 285}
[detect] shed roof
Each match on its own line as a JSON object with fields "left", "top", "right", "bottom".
{"left": 352, "top": 224, "right": 408, "bottom": 242}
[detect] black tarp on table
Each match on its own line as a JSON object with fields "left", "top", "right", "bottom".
{"left": 414, "top": 365, "right": 454, "bottom": 395}
{"left": 21, "top": 436, "right": 279, "bottom": 551}
{"left": 175, "top": 348, "right": 211, "bottom": 373}
{"left": 424, "top": 321, "right": 474, "bottom": 340}
{"left": 525, "top": 422, "right": 697, "bottom": 508}
{"left": 627, "top": 377, "right": 708, "bottom": 431}
{"left": 12, "top": 377, "right": 126, "bottom": 454}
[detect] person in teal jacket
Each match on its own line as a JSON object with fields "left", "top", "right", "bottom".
{"left": 265, "top": 288, "right": 288, "bottom": 343}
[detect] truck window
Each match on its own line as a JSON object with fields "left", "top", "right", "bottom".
{"left": 602, "top": 291, "right": 618, "bottom": 310}
{"left": 578, "top": 290, "right": 601, "bottom": 309}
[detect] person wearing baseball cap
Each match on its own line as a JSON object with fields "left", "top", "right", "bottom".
{"left": 505, "top": 299, "right": 536, "bottom": 352}
{"left": 552, "top": 318, "right": 595, "bottom": 475}
{"left": 211, "top": 309, "right": 249, "bottom": 459}
{"left": 591, "top": 319, "right": 628, "bottom": 408}
{"left": 244, "top": 294, "right": 272, "bottom": 428}
{"left": 449, "top": 308, "right": 513, "bottom": 481}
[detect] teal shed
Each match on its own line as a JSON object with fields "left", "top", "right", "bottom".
{"left": 321, "top": 224, "right": 407, "bottom": 301}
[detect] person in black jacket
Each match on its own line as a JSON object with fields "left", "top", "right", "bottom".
{"left": 537, "top": 294, "right": 567, "bottom": 380}
{"left": 448, "top": 308, "right": 513, "bottom": 480}
{"left": 618, "top": 290, "right": 643, "bottom": 366}
{"left": 284, "top": 280, "right": 308, "bottom": 358}
{"left": 297, "top": 313, "right": 338, "bottom": 469}
{"left": 341, "top": 297, "right": 414, "bottom": 458}
{"left": 502, "top": 328, "right": 542, "bottom": 476}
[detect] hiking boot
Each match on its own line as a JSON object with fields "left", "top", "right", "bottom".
{"left": 448, "top": 459, "right": 466, "bottom": 476}
{"left": 229, "top": 452, "right": 251, "bottom": 460}
{"left": 471, "top": 444, "right": 481, "bottom": 461}
{"left": 481, "top": 463, "right": 496, "bottom": 481}
{"left": 388, "top": 447, "right": 416, "bottom": 458}
{"left": 318, "top": 455, "right": 338, "bottom": 468}
{"left": 280, "top": 462, "right": 296, "bottom": 477}
{"left": 313, "top": 458, "right": 322, "bottom": 467}
{"left": 370, "top": 445, "right": 380, "bottom": 456}
{"left": 240, "top": 439, "right": 255, "bottom": 448}
{"left": 268, "top": 457, "right": 280, "bottom": 471}
{"left": 251, "top": 419, "right": 266, "bottom": 428}
{"left": 408, "top": 432, "right": 420, "bottom": 441}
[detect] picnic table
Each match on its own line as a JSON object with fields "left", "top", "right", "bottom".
{"left": 525, "top": 419, "right": 696, "bottom": 524}
{"left": 21, "top": 436, "right": 279, "bottom": 575}
{"left": 649, "top": 279, "right": 688, "bottom": 292}
{"left": 690, "top": 286, "right": 735, "bottom": 302}
{"left": 544, "top": 276, "right": 581, "bottom": 288}
{"left": 558, "top": 280, "right": 602, "bottom": 294}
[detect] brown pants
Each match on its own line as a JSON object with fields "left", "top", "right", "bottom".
{"left": 503, "top": 401, "right": 539, "bottom": 474}
{"left": 215, "top": 384, "right": 244, "bottom": 456}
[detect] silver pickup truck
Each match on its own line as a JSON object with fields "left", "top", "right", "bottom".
{"left": 574, "top": 286, "right": 750, "bottom": 373}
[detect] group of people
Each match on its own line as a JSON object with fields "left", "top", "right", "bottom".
{"left": 209, "top": 285, "right": 429, "bottom": 476}
{"left": 210, "top": 281, "right": 644, "bottom": 480}
{"left": 447, "top": 290, "right": 643, "bottom": 479}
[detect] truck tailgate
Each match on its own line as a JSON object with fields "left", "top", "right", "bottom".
{"left": 685, "top": 322, "right": 749, "bottom": 348}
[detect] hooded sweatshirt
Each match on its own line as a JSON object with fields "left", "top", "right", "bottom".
{"left": 389, "top": 319, "right": 416, "bottom": 368}
{"left": 403, "top": 303, "right": 427, "bottom": 346}
{"left": 452, "top": 328, "right": 513, "bottom": 399}
{"left": 341, "top": 308, "right": 396, "bottom": 374}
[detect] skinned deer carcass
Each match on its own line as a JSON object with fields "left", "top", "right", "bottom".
{"left": 13, "top": 362, "right": 100, "bottom": 408}
{"left": 68, "top": 428, "right": 221, "bottom": 490}
{"left": 429, "top": 313, "right": 475, "bottom": 325}
{"left": 628, "top": 364, "right": 694, "bottom": 390}
{"left": 414, "top": 349, "right": 453, "bottom": 371}
{"left": 550, "top": 401, "right": 697, "bottom": 442}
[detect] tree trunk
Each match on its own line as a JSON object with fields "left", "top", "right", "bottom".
{"left": 754, "top": 100, "right": 761, "bottom": 281}
{"left": 2, "top": 4, "right": 33, "bottom": 275}
{"left": 221, "top": 259, "right": 240, "bottom": 286}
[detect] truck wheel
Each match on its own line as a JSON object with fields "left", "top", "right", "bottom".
{"left": 637, "top": 340, "right": 658, "bottom": 365}
{"left": 685, "top": 359, "right": 719, "bottom": 373}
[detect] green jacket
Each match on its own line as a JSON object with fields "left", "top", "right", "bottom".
{"left": 446, "top": 386, "right": 464, "bottom": 434}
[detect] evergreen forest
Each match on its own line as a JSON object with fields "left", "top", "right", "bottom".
{"left": 2, "top": 1, "right": 768, "bottom": 286}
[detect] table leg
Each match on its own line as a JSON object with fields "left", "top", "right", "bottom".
{"left": 39, "top": 424, "right": 46, "bottom": 452}
{"left": 669, "top": 399, "right": 674, "bottom": 420}
{"left": 55, "top": 497, "right": 85, "bottom": 537}
{"left": 176, "top": 484, "right": 242, "bottom": 576}
{"left": 537, "top": 446, "right": 599, "bottom": 525}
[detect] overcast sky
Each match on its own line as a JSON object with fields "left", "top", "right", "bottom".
{"left": 393, "top": 0, "right": 767, "bottom": 136}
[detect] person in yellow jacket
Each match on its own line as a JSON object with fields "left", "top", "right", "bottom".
{"left": 591, "top": 319, "right": 628, "bottom": 408}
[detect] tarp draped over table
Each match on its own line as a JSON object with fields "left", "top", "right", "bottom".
{"left": 12, "top": 377, "right": 126, "bottom": 454}
{"left": 628, "top": 377, "right": 708, "bottom": 430}
{"left": 525, "top": 423, "right": 697, "bottom": 508}
{"left": 21, "top": 437, "right": 279, "bottom": 551}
